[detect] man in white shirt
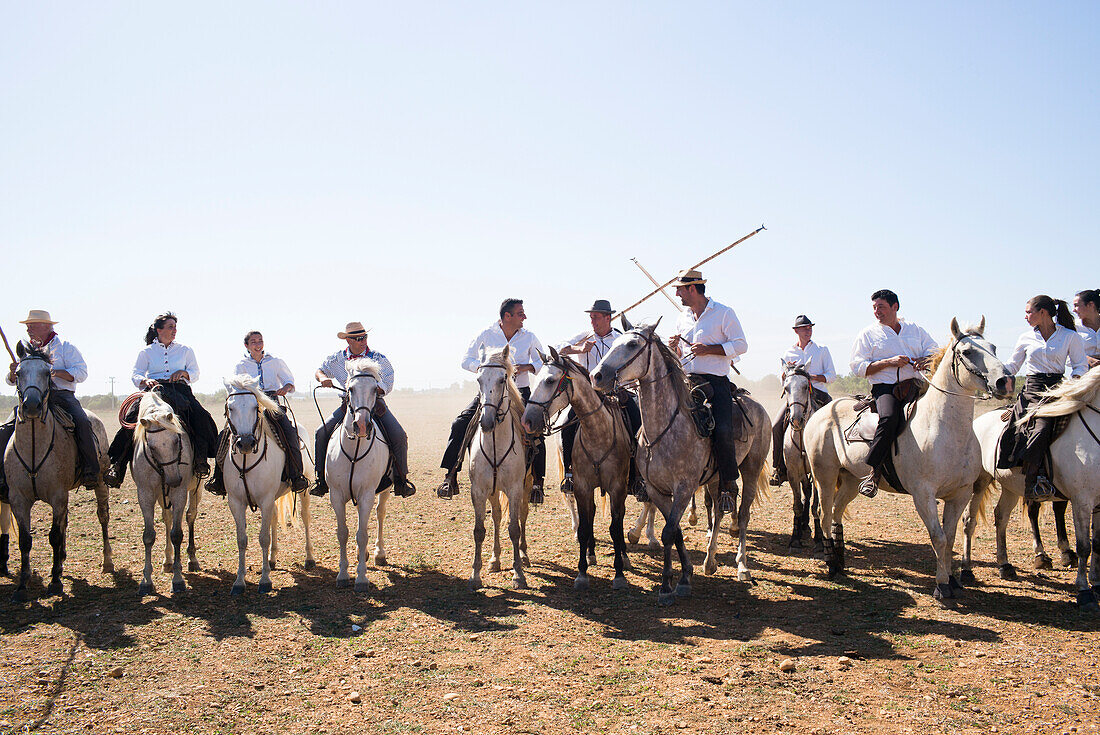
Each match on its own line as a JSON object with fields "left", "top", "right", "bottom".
{"left": 437, "top": 298, "right": 547, "bottom": 502}
{"left": 555, "top": 300, "right": 642, "bottom": 495}
{"left": 667, "top": 269, "right": 748, "bottom": 512}
{"left": 1, "top": 310, "right": 100, "bottom": 499}
{"left": 769, "top": 315, "right": 836, "bottom": 486}
{"left": 848, "top": 289, "right": 939, "bottom": 498}
{"left": 206, "top": 331, "right": 309, "bottom": 495}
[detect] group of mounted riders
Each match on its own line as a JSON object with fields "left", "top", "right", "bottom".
{"left": 3, "top": 283, "right": 1099, "bottom": 529}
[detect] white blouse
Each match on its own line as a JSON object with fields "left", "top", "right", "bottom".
{"left": 1077, "top": 323, "right": 1100, "bottom": 358}
{"left": 1005, "top": 325, "right": 1088, "bottom": 378}
{"left": 132, "top": 340, "right": 200, "bottom": 387}
{"left": 782, "top": 341, "right": 836, "bottom": 394}
{"left": 849, "top": 320, "right": 939, "bottom": 386}
{"left": 675, "top": 299, "right": 748, "bottom": 377}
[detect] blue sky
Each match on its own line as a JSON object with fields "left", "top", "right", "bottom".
{"left": 2, "top": 3, "right": 1097, "bottom": 395}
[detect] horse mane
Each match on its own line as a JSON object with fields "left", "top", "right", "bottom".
{"left": 19, "top": 343, "right": 53, "bottom": 363}
{"left": 1026, "top": 367, "right": 1100, "bottom": 421}
{"left": 346, "top": 357, "right": 383, "bottom": 385}
{"left": 925, "top": 345, "right": 950, "bottom": 376}
{"left": 133, "top": 391, "right": 185, "bottom": 443}
{"left": 651, "top": 335, "right": 694, "bottom": 412}
{"left": 482, "top": 348, "right": 525, "bottom": 428}
{"left": 226, "top": 373, "right": 280, "bottom": 414}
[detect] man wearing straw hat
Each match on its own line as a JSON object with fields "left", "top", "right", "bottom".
{"left": 555, "top": 299, "right": 643, "bottom": 496}
{"left": 769, "top": 314, "right": 836, "bottom": 486}
{"left": 310, "top": 321, "right": 414, "bottom": 498}
{"left": 667, "top": 269, "right": 748, "bottom": 512}
{"left": 1, "top": 310, "right": 100, "bottom": 499}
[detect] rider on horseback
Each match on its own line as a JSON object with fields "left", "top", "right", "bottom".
{"left": 849, "top": 290, "right": 938, "bottom": 498}
{"left": 666, "top": 269, "right": 748, "bottom": 513}
{"left": 555, "top": 299, "right": 643, "bottom": 497}
{"left": 1, "top": 310, "right": 101, "bottom": 499}
{"left": 769, "top": 314, "right": 835, "bottom": 486}
{"left": 205, "top": 330, "right": 310, "bottom": 495}
{"left": 310, "top": 321, "right": 414, "bottom": 499}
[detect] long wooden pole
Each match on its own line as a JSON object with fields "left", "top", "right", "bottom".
{"left": 630, "top": 258, "right": 682, "bottom": 312}
{"left": 614, "top": 224, "right": 765, "bottom": 318}
{"left": 0, "top": 324, "right": 17, "bottom": 365}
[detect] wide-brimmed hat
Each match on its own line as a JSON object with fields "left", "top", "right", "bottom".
{"left": 337, "top": 321, "right": 370, "bottom": 340}
{"left": 792, "top": 315, "right": 815, "bottom": 329}
{"left": 19, "top": 310, "right": 57, "bottom": 325}
{"left": 670, "top": 269, "right": 706, "bottom": 287}
{"left": 584, "top": 299, "right": 614, "bottom": 314}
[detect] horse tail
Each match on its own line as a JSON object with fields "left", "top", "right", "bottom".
{"left": 751, "top": 460, "right": 771, "bottom": 507}
{"left": 274, "top": 492, "right": 294, "bottom": 530}
{"left": 0, "top": 502, "right": 13, "bottom": 534}
{"left": 971, "top": 473, "right": 995, "bottom": 527}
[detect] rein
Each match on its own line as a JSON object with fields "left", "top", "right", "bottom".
{"left": 12, "top": 355, "right": 59, "bottom": 497}
{"left": 922, "top": 335, "right": 1002, "bottom": 402}
{"left": 225, "top": 391, "right": 271, "bottom": 511}
{"left": 475, "top": 366, "right": 519, "bottom": 497}
{"left": 140, "top": 425, "right": 184, "bottom": 509}
{"left": 339, "top": 373, "right": 388, "bottom": 507}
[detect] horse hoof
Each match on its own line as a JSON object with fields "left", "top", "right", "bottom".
{"left": 675, "top": 583, "right": 692, "bottom": 598}
{"left": 47, "top": 580, "right": 63, "bottom": 596}
{"left": 648, "top": 542, "right": 661, "bottom": 552}
{"left": 374, "top": 554, "right": 388, "bottom": 566}
{"left": 626, "top": 531, "right": 640, "bottom": 545}
{"left": 11, "top": 589, "right": 26, "bottom": 604}
{"left": 688, "top": 514, "right": 698, "bottom": 527}
{"left": 172, "top": 581, "right": 186, "bottom": 594}
{"left": 1076, "top": 589, "right": 1098, "bottom": 611}
{"left": 587, "top": 554, "right": 597, "bottom": 567}
{"left": 230, "top": 585, "right": 245, "bottom": 596}
{"left": 612, "top": 576, "right": 629, "bottom": 591}
{"left": 704, "top": 561, "right": 717, "bottom": 576}
{"left": 188, "top": 561, "right": 201, "bottom": 573}
{"left": 102, "top": 562, "right": 114, "bottom": 574}
{"left": 622, "top": 556, "right": 634, "bottom": 572}
{"left": 933, "top": 583, "right": 956, "bottom": 601}
{"left": 304, "top": 559, "right": 317, "bottom": 571}
{"left": 255, "top": 581, "right": 270, "bottom": 594}
{"left": 1061, "top": 551, "right": 1079, "bottom": 568}
{"left": 999, "top": 564, "right": 1017, "bottom": 581}
{"left": 336, "top": 578, "right": 351, "bottom": 589}
{"left": 488, "top": 561, "right": 501, "bottom": 573}
{"left": 1033, "top": 554, "right": 1053, "bottom": 571}
{"left": 354, "top": 582, "right": 369, "bottom": 594}
{"left": 788, "top": 538, "right": 803, "bottom": 551}
{"left": 468, "top": 577, "right": 482, "bottom": 591}
{"left": 948, "top": 575, "right": 963, "bottom": 592}
{"left": 513, "top": 579, "right": 527, "bottom": 590}
{"left": 657, "top": 592, "right": 676, "bottom": 607}
{"left": 574, "top": 576, "right": 590, "bottom": 592}
{"left": 825, "top": 565, "right": 843, "bottom": 581}
{"left": 521, "top": 556, "right": 531, "bottom": 568}
{"left": 959, "top": 569, "right": 977, "bottom": 587}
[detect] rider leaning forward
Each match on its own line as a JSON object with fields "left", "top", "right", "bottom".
{"left": 1, "top": 310, "right": 101, "bottom": 499}
{"left": 667, "top": 269, "right": 748, "bottom": 513}
{"left": 311, "top": 321, "right": 414, "bottom": 498}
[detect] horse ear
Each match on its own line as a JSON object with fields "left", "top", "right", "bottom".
{"left": 977, "top": 315, "right": 986, "bottom": 335}
{"left": 501, "top": 344, "right": 510, "bottom": 360}
{"left": 950, "top": 317, "right": 962, "bottom": 340}
{"left": 548, "top": 346, "right": 559, "bottom": 362}
{"left": 620, "top": 314, "right": 634, "bottom": 332}
{"left": 139, "top": 417, "right": 151, "bottom": 428}
{"left": 478, "top": 345, "right": 486, "bottom": 363}
{"left": 653, "top": 315, "right": 663, "bottom": 329}
{"left": 16, "top": 341, "right": 25, "bottom": 359}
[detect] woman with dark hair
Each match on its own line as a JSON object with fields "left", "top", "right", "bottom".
{"left": 104, "top": 313, "right": 220, "bottom": 487}
{"left": 996, "top": 295, "right": 1088, "bottom": 500}
{"left": 1073, "top": 289, "right": 1100, "bottom": 368}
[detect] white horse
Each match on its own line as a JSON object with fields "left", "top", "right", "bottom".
{"left": 963, "top": 368, "right": 1100, "bottom": 611}
{"left": 468, "top": 346, "right": 532, "bottom": 591}
{"left": 5, "top": 343, "right": 113, "bottom": 601}
{"left": 805, "top": 318, "right": 1014, "bottom": 601}
{"left": 324, "top": 359, "right": 390, "bottom": 592}
{"left": 224, "top": 375, "right": 314, "bottom": 595}
{"left": 131, "top": 391, "right": 201, "bottom": 595}
{"left": 780, "top": 362, "right": 825, "bottom": 552}
{"left": 627, "top": 502, "right": 661, "bottom": 550}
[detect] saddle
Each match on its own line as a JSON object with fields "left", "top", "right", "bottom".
{"left": 216, "top": 410, "right": 305, "bottom": 484}
{"left": 687, "top": 377, "right": 752, "bottom": 440}
{"left": 49, "top": 404, "right": 77, "bottom": 433}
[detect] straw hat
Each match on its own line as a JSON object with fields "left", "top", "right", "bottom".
{"left": 337, "top": 321, "right": 370, "bottom": 340}
{"left": 670, "top": 269, "right": 706, "bottom": 287}
{"left": 19, "top": 310, "right": 57, "bottom": 325}
{"left": 584, "top": 299, "right": 614, "bottom": 314}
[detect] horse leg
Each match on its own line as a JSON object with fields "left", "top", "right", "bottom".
{"left": 136, "top": 492, "right": 157, "bottom": 595}
{"left": 1053, "top": 500, "right": 1077, "bottom": 567}
{"left": 960, "top": 479, "right": 986, "bottom": 586}
{"left": 735, "top": 470, "right": 758, "bottom": 582}
{"left": 994, "top": 488, "right": 1020, "bottom": 580}
{"left": 627, "top": 503, "right": 646, "bottom": 545}
{"left": 94, "top": 482, "right": 113, "bottom": 573}
{"left": 11, "top": 501, "right": 33, "bottom": 603}
{"left": 186, "top": 482, "right": 201, "bottom": 572}
{"left": 910, "top": 490, "right": 953, "bottom": 602}
{"left": 645, "top": 503, "right": 660, "bottom": 550}
{"left": 1090, "top": 504, "right": 1100, "bottom": 593}
{"left": 1028, "top": 501, "right": 1053, "bottom": 570}
{"left": 47, "top": 501, "right": 68, "bottom": 596}
{"left": 565, "top": 490, "right": 580, "bottom": 538}
{"left": 354, "top": 492, "right": 374, "bottom": 593}
{"left": 508, "top": 489, "right": 527, "bottom": 589}
{"left": 940, "top": 492, "right": 968, "bottom": 593}
{"left": 789, "top": 460, "right": 804, "bottom": 550}
{"left": 257, "top": 501, "right": 274, "bottom": 594}
{"left": 519, "top": 484, "right": 531, "bottom": 569}
{"left": 703, "top": 486, "right": 722, "bottom": 576}
{"left": 161, "top": 503, "right": 174, "bottom": 573}
{"left": 816, "top": 466, "right": 842, "bottom": 579}
{"left": 374, "top": 488, "right": 389, "bottom": 565}
{"left": 334, "top": 495, "right": 351, "bottom": 589}
{"left": 574, "top": 486, "right": 595, "bottom": 591}
{"left": 688, "top": 489, "right": 698, "bottom": 526}
{"left": 810, "top": 474, "right": 824, "bottom": 554}
{"left": 1070, "top": 500, "right": 1098, "bottom": 612}
{"left": 269, "top": 498, "right": 280, "bottom": 571}
{"left": 486, "top": 490, "right": 502, "bottom": 573}
{"left": 169, "top": 494, "right": 185, "bottom": 594}
{"left": 229, "top": 497, "right": 248, "bottom": 595}
{"left": 301, "top": 491, "right": 315, "bottom": 570}
{"left": 609, "top": 484, "right": 630, "bottom": 587}
{"left": 669, "top": 490, "right": 694, "bottom": 598}
{"left": 469, "top": 487, "right": 488, "bottom": 590}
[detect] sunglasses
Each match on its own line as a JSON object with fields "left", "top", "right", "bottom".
{"left": 349, "top": 336, "right": 368, "bottom": 342}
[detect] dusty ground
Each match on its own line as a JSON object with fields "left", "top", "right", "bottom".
{"left": 2, "top": 390, "right": 1098, "bottom": 735}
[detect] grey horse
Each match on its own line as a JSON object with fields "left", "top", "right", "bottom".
{"left": 780, "top": 362, "right": 825, "bottom": 552}
{"left": 592, "top": 320, "right": 771, "bottom": 605}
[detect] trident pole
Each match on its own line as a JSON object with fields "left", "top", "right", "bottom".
{"left": 0, "top": 324, "right": 17, "bottom": 366}
{"left": 614, "top": 224, "right": 765, "bottom": 318}
{"left": 630, "top": 258, "right": 682, "bottom": 312}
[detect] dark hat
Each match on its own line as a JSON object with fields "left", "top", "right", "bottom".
{"left": 584, "top": 299, "right": 614, "bottom": 314}
{"left": 792, "top": 315, "right": 815, "bottom": 329}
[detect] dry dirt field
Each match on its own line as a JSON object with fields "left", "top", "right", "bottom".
{"left": 2, "top": 390, "right": 1098, "bottom": 735}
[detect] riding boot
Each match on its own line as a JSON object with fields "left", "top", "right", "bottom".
{"left": 769, "top": 466, "right": 786, "bottom": 487}
{"left": 560, "top": 472, "right": 573, "bottom": 495}
{"left": 530, "top": 481, "right": 545, "bottom": 506}
{"left": 436, "top": 469, "right": 459, "bottom": 499}
{"left": 1023, "top": 462, "right": 1056, "bottom": 502}
{"left": 718, "top": 481, "right": 738, "bottom": 513}
{"left": 104, "top": 461, "right": 127, "bottom": 489}
{"left": 204, "top": 461, "right": 226, "bottom": 496}
{"left": 310, "top": 473, "right": 329, "bottom": 497}
{"left": 291, "top": 472, "right": 309, "bottom": 493}
{"left": 391, "top": 472, "right": 416, "bottom": 498}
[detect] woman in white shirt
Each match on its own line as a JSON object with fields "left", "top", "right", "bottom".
{"left": 996, "top": 295, "right": 1088, "bottom": 500}
{"left": 106, "top": 313, "right": 220, "bottom": 487}
{"left": 1073, "top": 288, "right": 1100, "bottom": 368}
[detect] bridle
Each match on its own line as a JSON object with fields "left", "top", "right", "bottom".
{"left": 11, "top": 353, "right": 59, "bottom": 497}
{"left": 140, "top": 423, "right": 185, "bottom": 509}
{"left": 224, "top": 390, "right": 269, "bottom": 511}
{"left": 923, "top": 334, "right": 1003, "bottom": 401}
{"left": 339, "top": 372, "right": 388, "bottom": 507}
{"left": 475, "top": 361, "right": 520, "bottom": 495}
{"left": 476, "top": 362, "right": 513, "bottom": 425}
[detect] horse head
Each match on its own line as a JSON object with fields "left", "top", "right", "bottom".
{"left": 477, "top": 346, "right": 513, "bottom": 432}
{"left": 345, "top": 359, "right": 383, "bottom": 438}
{"left": 781, "top": 360, "right": 814, "bottom": 431}
{"left": 14, "top": 342, "right": 53, "bottom": 420}
{"left": 522, "top": 346, "right": 572, "bottom": 435}
{"left": 137, "top": 393, "right": 186, "bottom": 487}
{"left": 225, "top": 375, "right": 274, "bottom": 454}
{"left": 946, "top": 316, "right": 1014, "bottom": 399}
{"left": 591, "top": 320, "right": 661, "bottom": 393}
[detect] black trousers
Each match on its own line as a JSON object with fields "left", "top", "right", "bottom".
{"left": 692, "top": 374, "right": 741, "bottom": 487}
{"left": 264, "top": 395, "right": 304, "bottom": 478}
{"left": 0, "top": 390, "right": 99, "bottom": 480}
{"left": 866, "top": 383, "right": 903, "bottom": 471}
{"left": 314, "top": 397, "right": 408, "bottom": 485}
{"left": 562, "top": 392, "right": 641, "bottom": 473}
{"left": 439, "top": 387, "right": 545, "bottom": 483}
{"left": 996, "top": 374, "right": 1063, "bottom": 474}
{"left": 771, "top": 388, "right": 831, "bottom": 475}
{"left": 108, "top": 383, "right": 219, "bottom": 467}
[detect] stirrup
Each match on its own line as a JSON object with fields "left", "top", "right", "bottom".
{"left": 436, "top": 474, "right": 458, "bottom": 499}
{"left": 530, "top": 483, "right": 544, "bottom": 506}
{"left": 309, "top": 479, "right": 329, "bottom": 497}
{"left": 858, "top": 471, "right": 879, "bottom": 499}
{"left": 632, "top": 478, "right": 649, "bottom": 503}
{"left": 1025, "top": 474, "right": 1056, "bottom": 502}
{"left": 560, "top": 473, "right": 574, "bottom": 495}
{"left": 717, "top": 491, "right": 737, "bottom": 514}
{"left": 290, "top": 475, "right": 310, "bottom": 494}
{"left": 768, "top": 468, "right": 785, "bottom": 487}
{"left": 393, "top": 477, "right": 416, "bottom": 498}
{"left": 103, "top": 464, "right": 125, "bottom": 489}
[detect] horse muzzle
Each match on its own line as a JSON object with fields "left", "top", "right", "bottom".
{"left": 991, "top": 376, "right": 1014, "bottom": 400}
{"left": 591, "top": 368, "right": 614, "bottom": 393}
{"left": 354, "top": 409, "right": 372, "bottom": 438}
{"left": 480, "top": 410, "right": 499, "bottom": 432}
{"left": 521, "top": 405, "right": 545, "bottom": 436}
{"left": 20, "top": 395, "right": 44, "bottom": 419}
{"left": 164, "top": 469, "right": 184, "bottom": 488}
{"left": 235, "top": 435, "right": 257, "bottom": 454}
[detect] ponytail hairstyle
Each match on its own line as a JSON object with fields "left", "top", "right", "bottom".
{"left": 144, "top": 312, "right": 178, "bottom": 345}
{"left": 1077, "top": 288, "right": 1100, "bottom": 312}
{"left": 1028, "top": 295, "right": 1076, "bottom": 330}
